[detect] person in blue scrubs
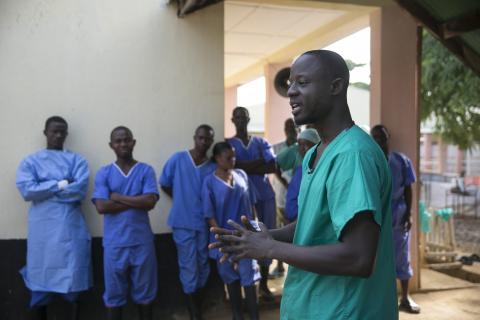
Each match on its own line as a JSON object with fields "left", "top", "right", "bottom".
{"left": 371, "top": 124, "right": 420, "bottom": 314}
{"left": 16, "top": 116, "right": 92, "bottom": 320}
{"left": 226, "top": 107, "right": 277, "bottom": 300}
{"left": 202, "top": 142, "right": 260, "bottom": 320}
{"left": 92, "top": 126, "right": 159, "bottom": 320}
{"left": 160, "top": 124, "right": 215, "bottom": 320}
{"left": 284, "top": 129, "right": 320, "bottom": 222}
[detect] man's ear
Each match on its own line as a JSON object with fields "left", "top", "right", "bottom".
{"left": 330, "top": 77, "right": 346, "bottom": 95}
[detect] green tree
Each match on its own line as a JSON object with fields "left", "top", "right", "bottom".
{"left": 421, "top": 31, "right": 480, "bottom": 150}
{"left": 345, "top": 59, "right": 370, "bottom": 90}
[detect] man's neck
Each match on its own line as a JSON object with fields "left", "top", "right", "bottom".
{"left": 189, "top": 148, "right": 207, "bottom": 164}
{"left": 235, "top": 127, "right": 248, "bottom": 139}
{"left": 286, "top": 137, "right": 297, "bottom": 146}
{"left": 313, "top": 104, "right": 353, "bottom": 145}
{"left": 116, "top": 157, "right": 136, "bottom": 167}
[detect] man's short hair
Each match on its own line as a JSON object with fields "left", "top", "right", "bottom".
{"left": 195, "top": 124, "right": 214, "bottom": 135}
{"left": 232, "top": 106, "right": 249, "bottom": 117}
{"left": 302, "top": 50, "right": 350, "bottom": 86}
{"left": 45, "top": 116, "right": 68, "bottom": 131}
{"left": 110, "top": 126, "right": 133, "bottom": 140}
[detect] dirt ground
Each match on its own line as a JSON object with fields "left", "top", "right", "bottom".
{"left": 454, "top": 215, "right": 480, "bottom": 255}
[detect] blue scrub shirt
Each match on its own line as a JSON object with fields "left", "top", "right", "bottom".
{"left": 160, "top": 151, "right": 216, "bottom": 231}
{"left": 92, "top": 162, "right": 159, "bottom": 247}
{"left": 226, "top": 137, "right": 276, "bottom": 201}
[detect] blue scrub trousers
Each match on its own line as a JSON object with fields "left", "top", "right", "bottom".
{"left": 172, "top": 228, "right": 210, "bottom": 294}
{"left": 254, "top": 198, "right": 276, "bottom": 266}
{"left": 30, "top": 291, "right": 80, "bottom": 307}
{"left": 217, "top": 259, "right": 260, "bottom": 287}
{"left": 394, "top": 228, "right": 413, "bottom": 280}
{"left": 103, "top": 242, "right": 157, "bottom": 307}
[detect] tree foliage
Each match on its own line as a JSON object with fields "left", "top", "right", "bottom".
{"left": 421, "top": 31, "right": 480, "bottom": 150}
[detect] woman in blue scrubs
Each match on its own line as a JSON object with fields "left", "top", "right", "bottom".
{"left": 227, "top": 107, "right": 277, "bottom": 299}
{"left": 202, "top": 142, "right": 259, "bottom": 320}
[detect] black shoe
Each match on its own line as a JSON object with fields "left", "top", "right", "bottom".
{"left": 106, "top": 307, "right": 122, "bottom": 320}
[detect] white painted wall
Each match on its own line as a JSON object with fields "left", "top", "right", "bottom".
{"left": 0, "top": 0, "right": 224, "bottom": 238}
{"left": 348, "top": 86, "right": 370, "bottom": 128}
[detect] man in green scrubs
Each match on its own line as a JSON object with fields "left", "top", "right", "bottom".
{"left": 210, "top": 50, "right": 398, "bottom": 319}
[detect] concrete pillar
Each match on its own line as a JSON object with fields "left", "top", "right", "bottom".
{"left": 264, "top": 62, "right": 292, "bottom": 145}
{"left": 225, "top": 85, "right": 238, "bottom": 138}
{"left": 370, "top": 5, "right": 421, "bottom": 290}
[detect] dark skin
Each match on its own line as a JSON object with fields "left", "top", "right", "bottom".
{"left": 94, "top": 129, "right": 158, "bottom": 214}
{"left": 371, "top": 127, "right": 417, "bottom": 308}
{"left": 231, "top": 108, "right": 276, "bottom": 175}
{"left": 161, "top": 127, "right": 214, "bottom": 198}
{"left": 211, "top": 53, "right": 380, "bottom": 278}
{"left": 44, "top": 121, "right": 73, "bottom": 183}
{"left": 45, "top": 121, "right": 68, "bottom": 151}
{"left": 207, "top": 148, "right": 236, "bottom": 229}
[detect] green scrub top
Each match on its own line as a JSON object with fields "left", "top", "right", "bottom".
{"left": 277, "top": 143, "right": 302, "bottom": 172}
{"left": 280, "top": 125, "right": 398, "bottom": 320}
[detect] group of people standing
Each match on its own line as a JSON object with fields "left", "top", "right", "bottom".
{"left": 16, "top": 49, "right": 420, "bottom": 320}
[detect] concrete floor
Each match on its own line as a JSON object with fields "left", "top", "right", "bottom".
{"left": 198, "top": 267, "right": 480, "bottom": 320}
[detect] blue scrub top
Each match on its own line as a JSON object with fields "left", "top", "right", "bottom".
{"left": 226, "top": 137, "right": 276, "bottom": 201}
{"left": 202, "top": 169, "right": 255, "bottom": 259}
{"left": 160, "top": 151, "right": 216, "bottom": 231}
{"left": 285, "top": 165, "right": 302, "bottom": 221}
{"left": 389, "top": 151, "right": 416, "bottom": 227}
{"left": 16, "top": 149, "right": 92, "bottom": 293}
{"left": 92, "top": 162, "right": 159, "bottom": 247}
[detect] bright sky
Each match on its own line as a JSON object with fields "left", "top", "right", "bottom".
{"left": 237, "top": 27, "right": 371, "bottom": 107}
{"left": 324, "top": 27, "right": 371, "bottom": 84}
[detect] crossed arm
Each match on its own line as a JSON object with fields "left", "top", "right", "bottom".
{"left": 94, "top": 193, "right": 158, "bottom": 214}
{"left": 235, "top": 159, "right": 276, "bottom": 175}
{"left": 210, "top": 212, "right": 380, "bottom": 278}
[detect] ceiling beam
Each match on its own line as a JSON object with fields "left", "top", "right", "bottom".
{"left": 394, "top": 0, "right": 480, "bottom": 76}
{"left": 440, "top": 10, "right": 480, "bottom": 39}
{"left": 228, "top": 0, "right": 375, "bottom": 12}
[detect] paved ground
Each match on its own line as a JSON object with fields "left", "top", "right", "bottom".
{"left": 168, "top": 268, "right": 480, "bottom": 320}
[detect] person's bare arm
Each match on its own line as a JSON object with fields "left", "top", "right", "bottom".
{"left": 235, "top": 159, "right": 265, "bottom": 173}
{"left": 110, "top": 193, "right": 158, "bottom": 211}
{"left": 161, "top": 186, "right": 173, "bottom": 198}
{"left": 94, "top": 199, "right": 130, "bottom": 214}
{"left": 248, "top": 160, "right": 277, "bottom": 175}
{"left": 269, "top": 221, "right": 297, "bottom": 243}
{"left": 275, "top": 168, "right": 289, "bottom": 188}
{"left": 212, "top": 212, "right": 379, "bottom": 278}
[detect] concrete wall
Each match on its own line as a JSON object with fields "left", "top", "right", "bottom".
{"left": 0, "top": 0, "right": 224, "bottom": 239}
{"left": 264, "top": 62, "right": 292, "bottom": 145}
